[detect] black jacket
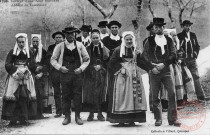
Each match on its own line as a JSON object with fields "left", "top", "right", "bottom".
{"left": 142, "top": 35, "right": 176, "bottom": 71}
{"left": 177, "top": 31, "right": 200, "bottom": 59}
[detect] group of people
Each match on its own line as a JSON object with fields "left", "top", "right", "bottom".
{"left": 1, "top": 17, "right": 206, "bottom": 127}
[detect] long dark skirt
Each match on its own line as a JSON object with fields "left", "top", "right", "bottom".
{"left": 1, "top": 85, "right": 37, "bottom": 121}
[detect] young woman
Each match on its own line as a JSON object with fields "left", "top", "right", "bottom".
{"left": 1, "top": 33, "right": 37, "bottom": 126}
{"left": 83, "top": 29, "right": 109, "bottom": 121}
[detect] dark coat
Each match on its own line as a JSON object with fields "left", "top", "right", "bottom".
{"left": 82, "top": 43, "right": 109, "bottom": 104}
{"left": 102, "top": 36, "right": 122, "bottom": 57}
{"left": 177, "top": 31, "right": 200, "bottom": 59}
{"left": 142, "top": 35, "right": 176, "bottom": 71}
{"left": 5, "top": 49, "right": 36, "bottom": 75}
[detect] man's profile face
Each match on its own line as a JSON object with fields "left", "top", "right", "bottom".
{"left": 183, "top": 24, "right": 191, "bottom": 32}
{"left": 17, "top": 37, "right": 26, "bottom": 50}
{"left": 54, "top": 34, "right": 64, "bottom": 44}
{"left": 110, "top": 25, "right": 119, "bottom": 36}
{"left": 154, "top": 25, "right": 164, "bottom": 35}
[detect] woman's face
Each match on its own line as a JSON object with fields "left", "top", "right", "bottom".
{"left": 91, "top": 33, "right": 100, "bottom": 45}
{"left": 17, "top": 37, "right": 26, "bottom": 50}
{"left": 32, "top": 37, "right": 39, "bottom": 48}
{"left": 124, "top": 34, "right": 133, "bottom": 47}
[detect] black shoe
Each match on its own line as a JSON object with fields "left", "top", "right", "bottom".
{"left": 128, "top": 122, "right": 135, "bottom": 126}
{"left": 155, "top": 119, "right": 162, "bottom": 126}
{"left": 116, "top": 123, "right": 126, "bottom": 127}
{"left": 36, "top": 114, "right": 45, "bottom": 119}
{"left": 97, "top": 114, "right": 105, "bottom": 121}
{"left": 62, "top": 116, "right": 71, "bottom": 125}
{"left": 87, "top": 114, "right": 94, "bottom": 121}
{"left": 75, "top": 116, "right": 83, "bottom": 125}
{"left": 8, "top": 120, "right": 17, "bottom": 126}
{"left": 54, "top": 114, "right": 62, "bottom": 118}
{"left": 20, "top": 120, "right": 29, "bottom": 126}
{"left": 169, "top": 121, "right": 181, "bottom": 127}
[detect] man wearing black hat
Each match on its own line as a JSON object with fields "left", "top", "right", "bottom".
{"left": 102, "top": 20, "right": 122, "bottom": 57}
{"left": 142, "top": 18, "right": 181, "bottom": 127}
{"left": 47, "top": 31, "right": 65, "bottom": 118}
{"left": 51, "top": 26, "right": 90, "bottom": 125}
{"left": 177, "top": 20, "right": 206, "bottom": 102}
{"left": 76, "top": 25, "right": 92, "bottom": 47}
{"left": 98, "top": 21, "right": 109, "bottom": 40}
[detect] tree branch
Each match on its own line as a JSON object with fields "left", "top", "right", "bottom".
{"left": 148, "top": 0, "right": 156, "bottom": 17}
{"left": 108, "top": 0, "right": 119, "bottom": 18}
{"left": 87, "top": 0, "right": 107, "bottom": 18}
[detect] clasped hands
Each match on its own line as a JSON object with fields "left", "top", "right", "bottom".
{"left": 59, "top": 66, "right": 82, "bottom": 75}
{"left": 151, "top": 63, "right": 165, "bottom": 74}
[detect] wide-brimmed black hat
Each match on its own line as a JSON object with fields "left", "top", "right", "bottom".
{"left": 62, "top": 26, "right": 80, "bottom": 34}
{"left": 52, "top": 31, "right": 65, "bottom": 39}
{"left": 107, "top": 20, "right": 122, "bottom": 29}
{"left": 98, "top": 21, "right": 108, "bottom": 27}
{"left": 146, "top": 22, "right": 154, "bottom": 31}
{"left": 182, "top": 20, "right": 193, "bottom": 26}
{"left": 153, "top": 18, "right": 166, "bottom": 26}
{"left": 80, "top": 25, "right": 92, "bottom": 32}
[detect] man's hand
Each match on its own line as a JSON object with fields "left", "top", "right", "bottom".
{"left": 60, "top": 66, "right": 69, "bottom": 73}
{"left": 35, "top": 72, "right": 43, "bottom": 79}
{"left": 36, "top": 66, "right": 43, "bottom": 73}
{"left": 156, "top": 63, "right": 165, "bottom": 71}
{"left": 151, "top": 67, "right": 160, "bottom": 74}
{"left": 94, "top": 65, "right": 101, "bottom": 72}
{"left": 74, "top": 68, "right": 82, "bottom": 75}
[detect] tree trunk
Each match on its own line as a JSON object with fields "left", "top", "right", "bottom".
{"left": 148, "top": 0, "right": 156, "bottom": 18}
{"left": 179, "top": 8, "right": 184, "bottom": 26}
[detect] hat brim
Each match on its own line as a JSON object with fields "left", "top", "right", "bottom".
{"left": 153, "top": 23, "right": 166, "bottom": 26}
{"left": 52, "top": 32, "right": 65, "bottom": 39}
{"left": 98, "top": 25, "right": 107, "bottom": 27}
{"left": 182, "top": 23, "right": 193, "bottom": 26}
{"left": 107, "top": 23, "right": 122, "bottom": 29}
{"left": 62, "top": 29, "right": 80, "bottom": 34}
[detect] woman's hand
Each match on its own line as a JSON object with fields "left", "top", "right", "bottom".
{"left": 59, "top": 66, "right": 69, "bottom": 73}
{"left": 151, "top": 67, "right": 160, "bottom": 74}
{"left": 35, "top": 72, "right": 43, "bottom": 79}
{"left": 94, "top": 65, "right": 101, "bottom": 71}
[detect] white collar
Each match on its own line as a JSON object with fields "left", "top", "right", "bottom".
{"left": 100, "top": 33, "right": 109, "bottom": 39}
{"left": 65, "top": 40, "right": 75, "bottom": 51}
{"left": 110, "top": 34, "right": 120, "bottom": 41}
{"left": 16, "top": 47, "right": 27, "bottom": 55}
{"left": 82, "top": 36, "right": 91, "bottom": 43}
{"left": 155, "top": 34, "right": 167, "bottom": 55}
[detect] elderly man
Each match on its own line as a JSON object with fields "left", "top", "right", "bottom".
{"left": 177, "top": 20, "right": 206, "bottom": 102}
{"left": 142, "top": 18, "right": 181, "bottom": 127}
{"left": 47, "top": 31, "right": 65, "bottom": 118}
{"left": 51, "top": 26, "right": 90, "bottom": 125}
{"left": 30, "top": 34, "right": 47, "bottom": 119}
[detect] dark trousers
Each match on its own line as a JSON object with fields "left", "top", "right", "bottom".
{"left": 51, "top": 69, "right": 62, "bottom": 114}
{"left": 149, "top": 67, "right": 177, "bottom": 122}
{"left": 35, "top": 77, "right": 44, "bottom": 116}
{"left": 186, "top": 59, "right": 205, "bottom": 100}
{"left": 60, "top": 73, "right": 82, "bottom": 116}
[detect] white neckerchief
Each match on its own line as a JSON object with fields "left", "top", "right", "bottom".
{"left": 65, "top": 40, "right": 75, "bottom": 51}
{"left": 185, "top": 32, "right": 190, "bottom": 42}
{"left": 155, "top": 34, "right": 167, "bottom": 55}
{"left": 110, "top": 34, "right": 120, "bottom": 41}
{"left": 82, "top": 36, "right": 91, "bottom": 44}
{"left": 120, "top": 31, "right": 136, "bottom": 58}
{"left": 100, "top": 33, "right": 109, "bottom": 39}
{"left": 31, "top": 34, "right": 43, "bottom": 62}
{"left": 13, "top": 33, "right": 30, "bottom": 58}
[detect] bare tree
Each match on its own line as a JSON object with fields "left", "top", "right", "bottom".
{"left": 188, "top": 0, "right": 206, "bottom": 18}
{"left": 148, "top": 0, "right": 156, "bottom": 18}
{"left": 162, "top": 0, "right": 176, "bottom": 28}
{"left": 87, "top": 0, "right": 119, "bottom": 20}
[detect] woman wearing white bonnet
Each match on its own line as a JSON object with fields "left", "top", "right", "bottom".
{"left": 30, "top": 34, "right": 49, "bottom": 119}
{"left": 1, "top": 33, "right": 37, "bottom": 126}
{"left": 107, "top": 31, "right": 148, "bottom": 126}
